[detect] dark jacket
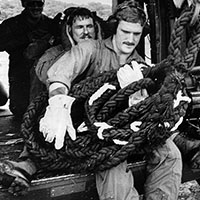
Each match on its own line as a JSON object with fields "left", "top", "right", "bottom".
{"left": 0, "top": 10, "right": 56, "bottom": 81}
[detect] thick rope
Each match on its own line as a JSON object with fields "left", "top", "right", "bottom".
{"left": 21, "top": 5, "right": 200, "bottom": 176}
{"left": 168, "top": 6, "right": 200, "bottom": 68}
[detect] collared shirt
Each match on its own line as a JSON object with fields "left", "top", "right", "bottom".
{"left": 46, "top": 37, "right": 145, "bottom": 89}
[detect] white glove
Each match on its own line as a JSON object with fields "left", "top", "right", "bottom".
{"left": 117, "top": 61, "right": 148, "bottom": 106}
{"left": 39, "top": 94, "right": 76, "bottom": 150}
{"left": 117, "top": 61, "right": 144, "bottom": 88}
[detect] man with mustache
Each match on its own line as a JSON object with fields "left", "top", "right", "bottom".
{"left": 35, "top": 7, "right": 103, "bottom": 84}
{"left": 0, "top": 1, "right": 182, "bottom": 199}
{"left": 37, "top": 1, "right": 182, "bottom": 199}
{"left": 0, "top": 0, "right": 60, "bottom": 119}
{"left": 66, "top": 7, "right": 99, "bottom": 43}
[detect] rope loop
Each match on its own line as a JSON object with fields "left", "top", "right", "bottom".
{"left": 21, "top": 5, "right": 200, "bottom": 175}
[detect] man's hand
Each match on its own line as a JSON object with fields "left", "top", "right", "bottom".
{"left": 117, "top": 60, "right": 144, "bottom": 88}
{"left": 39, "top": 95, "right": 76, "bottom": 150}
{"left": 117, "top": 61, "right": 148, "bottom": 106}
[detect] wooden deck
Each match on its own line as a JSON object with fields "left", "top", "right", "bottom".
{"left": 0, "top": 109, "right": 200, "bottom": 199}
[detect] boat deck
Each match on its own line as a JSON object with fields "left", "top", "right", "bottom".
{"left": 0, "top": 108, "right": 200, "bottom": 199}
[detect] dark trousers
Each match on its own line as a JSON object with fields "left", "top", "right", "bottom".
{"left": 9, "top": 68, "right": 46, "bottom": 119}
{"left": 9, "top": 78, "right": 30, "bottom": 119}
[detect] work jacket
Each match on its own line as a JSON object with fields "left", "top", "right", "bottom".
{"left": 35, "top": 16, "right": 103, "bottom": 84}
{"left": 45, "top": 37, "right": 145, "bottom": 89}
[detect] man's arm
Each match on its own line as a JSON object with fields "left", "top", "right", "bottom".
{"left": 39, "top": 40, "right": 98, "bottom": 149}
{"left": 46, "top": 40, "right": 97, "bottom": 94}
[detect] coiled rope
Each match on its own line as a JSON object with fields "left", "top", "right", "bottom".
{"left": 21, "top": 5, "right": 200, "bottom": 176}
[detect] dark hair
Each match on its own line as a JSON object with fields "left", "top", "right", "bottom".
{"left": 21, "top": 0, "right": 45, "bottom": 7}
{"left": 66, "top": 7, "right": 96, "bottom": 27}
{"left": 63, "top": 7, "right": 77, "bottom": 21}
{"left": 109, "top": 0, "right": 147, "bottom": 34}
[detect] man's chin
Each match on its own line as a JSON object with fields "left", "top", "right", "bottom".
{"left": 123, "top": 49, "right": 135, "bottom": 55}
{"left": 80, "top": 38, "right": 91, "bottom": 42}
{"left": 30, "top": 11, "right": 42, "bottom": 18}
{"left": 123, "top": 46, "right": 135, "bottom": 54}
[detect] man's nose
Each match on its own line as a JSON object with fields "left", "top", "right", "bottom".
{"left": 127, "top": 33, "right": 135, "bottom": 43}
{"left": 83, "top": 27, "right": 89, "bottom": 34}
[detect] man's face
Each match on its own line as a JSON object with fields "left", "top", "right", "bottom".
{"left": 71, "top": 17, "right": 96, "bottom": 43}
{"left": 24, "top": 0, "right": 44, "bottom": 19}
{"left": 113, "top": 20, "right": 143, "bottom": 55}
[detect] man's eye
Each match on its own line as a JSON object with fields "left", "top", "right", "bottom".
{"left": 122, "top": 30, "right": 129, "bottom": 34}
{"left": 134, "top": 33, "right": 142, "bottom": 36}
{"left": 76, "top": 26, "right": 83, "bottom": 29}
{"left": 87, "top": 24, "right": 94, "bottom": 28}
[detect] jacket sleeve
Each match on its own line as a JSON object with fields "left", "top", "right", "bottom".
{"left": 46, "top": 40, "right": 97, "bottom": 89}
{"left": 35, "top": 44, "right": 65, "bottom": 83}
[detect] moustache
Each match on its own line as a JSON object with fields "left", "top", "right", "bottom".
{"left": 123, "top": 42, "right": 135, "bottom": 46}
{"left": 81, "top": 34, "right": 93, "bottom": 39}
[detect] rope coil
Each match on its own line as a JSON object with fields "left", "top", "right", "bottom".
{"left": 21, "top": 5, "right": 200, "bottom": 176}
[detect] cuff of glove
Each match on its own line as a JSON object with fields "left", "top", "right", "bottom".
{"left": 48, "top": 94, "right": 75, "bottom": 108}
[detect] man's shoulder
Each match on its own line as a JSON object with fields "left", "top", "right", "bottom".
{"left": 42, "top": 14, "right": 53, "bottom": 22}
{"left": 2, "top": 13, "right": 22, "bottom": 25}
{"left": 77, "top": 39, "right": 103, "bottom": 49}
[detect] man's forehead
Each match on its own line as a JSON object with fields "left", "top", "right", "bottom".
{"left": 118, "top": 20, "right": 143, "bottom": 31}
{"left": 73, "top": 16, "right": 94, "bottom": 24}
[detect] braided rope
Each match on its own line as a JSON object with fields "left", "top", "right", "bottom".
{"left": 168, "top": 6, "right": 200, "bottom": 68}
{"left": 21, "top": 5, "right": 200, "bottom": 175}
